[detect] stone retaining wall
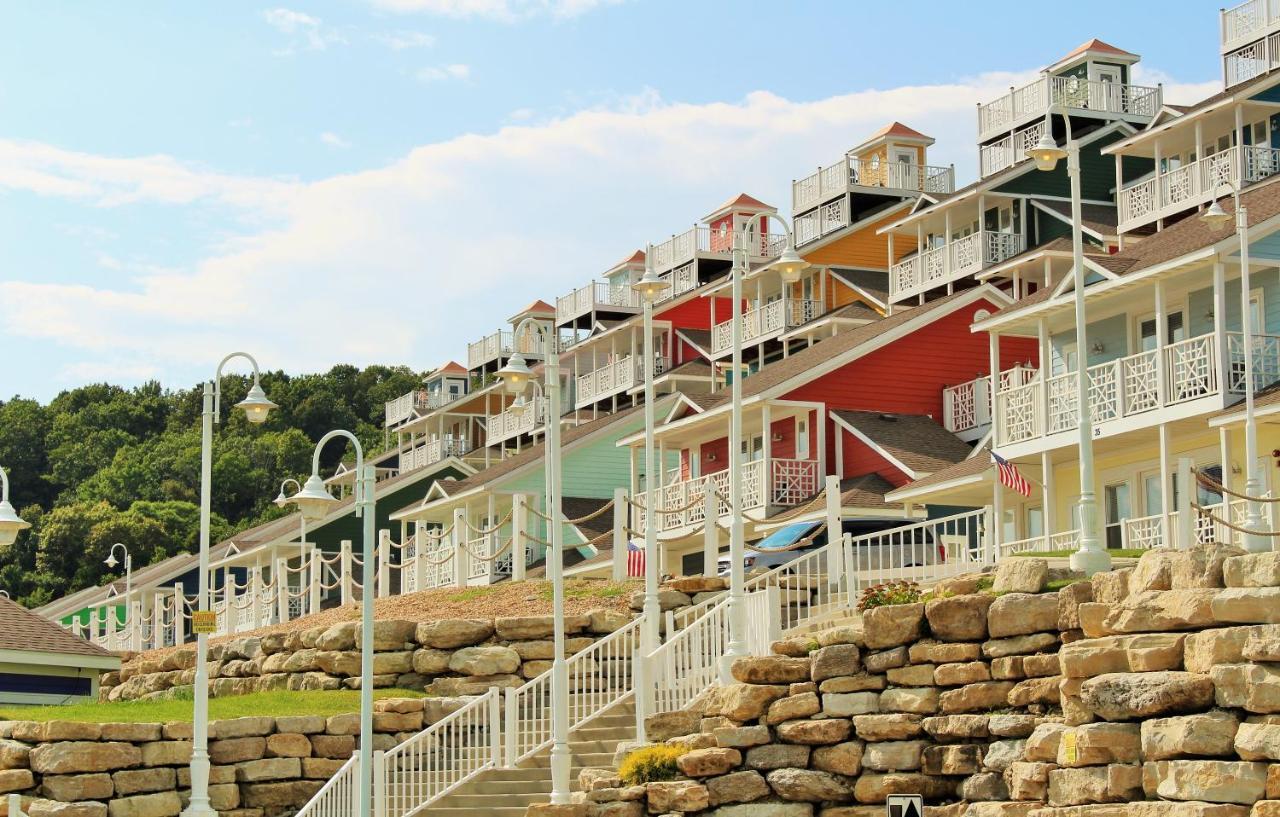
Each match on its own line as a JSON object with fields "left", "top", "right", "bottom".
{"left": 0, "top": 696, "right": 456, "bottom": 817}
{"left": 560, "top": 545, "right": 1280, "bottom": 817}
{"left": 104, "top": 578, "right": 725, "bottom": 703}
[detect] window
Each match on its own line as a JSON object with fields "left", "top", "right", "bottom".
{"left": 1137, "top": 312, "right": 1185, "bottom": 352}
{"left": 742, "top": 434, "right": 764, "bottom": 462}
{"left": 796, "top": 418, "right": 809, "bottom": 459}
{"left": 1250, "top": 287, "right": 1265, "bottom": 333}
{"left": 1104, "top": 480, "right": 1132, "bottom": 549}
{"left": 1026, "top": 506, "right": 1044, "bottom": 539}
{"left": 1054, "top": 342, "right": 1079, "bottom": 375}
{"left": 0, "top": 673, "right": 91, "bottom": 697}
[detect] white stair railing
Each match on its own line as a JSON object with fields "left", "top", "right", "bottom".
{"left": 505, "top": 615, "right": 645, "bottom": 765}
{"left": 295, "top": 752, "right": 360, "bottom": 817}
{"left": 842, "top": 508, "right": 991, "bottom": 593}
{"left": 378, "top": 688, "right": 502, "bottom": 817}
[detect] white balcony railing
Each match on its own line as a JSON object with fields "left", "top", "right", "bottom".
{"left": 1223, "top": 0, "right": 1280, "bottom": 50}
{"left": 710, "top": 299, "right": 824, "bottom": 354}
{"left": 995, "top": 332, "right": 1280, "bottom": 447}
{"left": 979, "top": 120, "right": 1045, "bottom": 178}
{"left": 574, "top": 355, "right": 669, "bottom": 409}
{"left": 890, "top": 231, "right": 1025, "bottom": 302}
{"left": 385, "top": 390, "right": 426, "bottom": 427}
{"left": 793, "top": 156, "right": 955, "bottom": 214}
{"left": 943, "top": 376, "right": 992, "bottom": 434}
{"left": 485, "top": 400, "right": 546, "bottom": 447}
{"left": 1118, "top": 145, "right": 1280, "bottom": 232}
{"left": 467, "top": 329, "right": 545, "bottom": 370}
{"left": 555, "top": 281, "right": 641, "bottom": 323}
{"left": 650, "top": 227, "right": 787, "bottom": 273}
{"left": 1224, "top": 30, "right": 1280, "bottom": 86}
{"left": 635, "top": 458, "right": 819, "bottom": 533}
{"left": 978, "top": 75, "right": 1160, "bottom": 141}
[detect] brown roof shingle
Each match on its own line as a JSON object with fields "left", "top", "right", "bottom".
{"left": 0, "top": 597, "right": 115, "bottom": 660}
{"left": 832, "top": 410, "right": 974, "bottom": 476}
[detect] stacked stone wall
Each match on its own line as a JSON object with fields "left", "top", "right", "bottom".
{"left": 569, "top": 545, "right": 1280, "bottom": 817}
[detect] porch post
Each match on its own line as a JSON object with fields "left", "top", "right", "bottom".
{"left": 816, "top": 407, "right": 827, "bottom": 479}
{"left": 340, "top": 540, "right": 353, "bottom": 606}
{"left": 1041, "top": 451, "right": 1055, "bottom": 551}
{"left": 276, "top": 556, "right": 289, "bottom": 623}
{"left": 453, "top": 508, "right": 467, "bottom": 589}
{"left": 1177, "top": 457, "right": 1195, "bottom": 549}
{"left": 703, "top": 486, "right": 718, "bottom": 577}
{"left": 309, "top": 550, "right": 322, "bottom": 616}
{"left": 991, "top": 468, "right": 1005, "bottom": 556}
{"left": 173, "top": 582, "right": 185, "bottom": 645}
{"left": 1214, "top": 261, "right": 1228, "bottom": 393}
{"left": 824, "top": 474, "right": 844, "bottom": 593}
{"left": 377, "top": 530, "right": 391, "bottom": 599}
{"left": 225, "top": 574, "right": 239, "bottom": 637}
{"left": 762, "top": 402, "right": 773, "bottom": 507}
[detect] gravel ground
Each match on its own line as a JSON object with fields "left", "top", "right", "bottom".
{"left": 134, "top": 578, "right": 640, "bottom": 660}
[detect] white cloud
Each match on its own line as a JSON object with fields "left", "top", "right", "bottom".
{"left": 374, "top": 30, "right": 437, "bottom": 49}
{"left": 0, "top": 68, "right": 1216, "bottom": 388}
{"left": 416, "top": 63, "right": 470, "bottom": 82}
{"left": 321, "top": 132, "right": 352, "bottom": 149}
{"left": 261, "top": 7, "right": 346, "bottom": 52}
{"left": 228, "top": 117, "right": 255, "bottom": 129}
{"left": 367, "top": 0, "right": 621, "bottom": 22}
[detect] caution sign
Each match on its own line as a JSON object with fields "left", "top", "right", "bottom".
{"left": 887, "top": 794, "right": 923, "bottom": 817}
{"left": 1062, "top": 729, "right": 1078, "bottom": 764}
{"left": 191, "top": 610, "right": 217, "bottom": 634}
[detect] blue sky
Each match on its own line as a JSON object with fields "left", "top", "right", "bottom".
{"left": 0, "top": 1, "right": 1222, "bottom": 400}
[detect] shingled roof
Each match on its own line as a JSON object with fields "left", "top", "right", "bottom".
{"left": 0, "top": 597, "right": 115, "bottom": 660}
{"left": 831, "top": 411, "right": 974, "bottom": 478}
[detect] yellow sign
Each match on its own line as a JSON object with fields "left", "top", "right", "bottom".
{"left": 191, "top": 611, "right": 217, "bottom": 634}
{"left": 1062, "top": 730, "right": 1077, "bottom": 764}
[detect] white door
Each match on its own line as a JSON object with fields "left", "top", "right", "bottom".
{"left": 890, "top": 148, "right": 919, "bottom": 190}
{"left": 1094, "top": 66, "right": 1123, "bottom": 112}
{"left": 1104, "top": 481, "right": 1132, "bottom": 550}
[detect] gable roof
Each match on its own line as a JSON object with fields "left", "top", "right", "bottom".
{"left": 884, "top": 442, "right": 994, "bottom": 502}
{"left": 765, "top": 474, "right": 904, "bottom": 525}
{"left": 1052, "top": 38, "right": 1139, "bottom": 69}
{"left": 509, "top": 300, "right": 556, "bottom": 322}
{"left": 1030, "top": 200, "right": 1119, "bottom": 240}
{"left": 431, "top": 361, "right": 468, "bottom": 376}
{"left": 829, "top": 268, "right": 889, "bottom": 309}
{"left": 0, "top": 597, "right": 116, "bottom": 661}
{"left": 702, "top": 193, "right": 775, "bottom": 223}
{"left": 831, "top": 410, "right": 974, "bottom": 479}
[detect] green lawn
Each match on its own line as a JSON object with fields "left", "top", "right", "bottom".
{"left": 1010, "top": 549, "right": 1147, "bottom": 559}
{"left": 0, "top": 688, "right": 426, "bottom": 724}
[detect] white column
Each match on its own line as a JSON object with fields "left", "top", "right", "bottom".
{"left": 1159, "top": 423, "right": 1173, "bottom": 547}
{"left": 377, "top": 531, "right": 391, "bottom": 598}
{"left": 823, "top": 474, "right": 844, "bottom": 593}
{"left": 309, "top": 551, "right": 322, "bottom": 617}
{"left": 611, "top": 487, "right": 627, "bottom": 582}
{"left": 340, "top": 541, "right": 353, "bottom": 605}
{"left": 452, "top": 508, "right": 467, "bottom": 589}
{"left": 513, "top": 494, "right": 529, "bottom": 582}
{"left": 275, "top": 556, "right": 289, "bottom": 623}
{"left": 1041, "top": 451, "right": 1055, "bottom": 550}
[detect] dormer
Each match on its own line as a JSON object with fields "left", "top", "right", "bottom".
{"left": 605, "top": 249, "right": 646, "bottom": 290}
{"left": 556, "top": 250, "right": 646, "bottom": 334}
{"left": 792, "top": 123, "right": 953, "bottom": 247}
{"left": 977, "top": 39, "right": 1159, "bottom": 177}
{"left": 425, "top": 361, "right": 470, "bottom": 409}
{"left": 701, "top": 193, "right": 776, "bottom": 253}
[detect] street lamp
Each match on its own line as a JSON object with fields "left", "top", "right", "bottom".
{"left": 276, "top": 477, "right": 311, "bottom": 565}
{"left": 495, "top": 319, "right": 571, "bottom": 805}
{"left": 1202, "top": 183, "right": 1267, "bottom": 552}
{"left": 184, "top": 353, "right": 278, "bottom": 817}
{"left": 632, "top": 247, "right": 671, "bottom": 657}
{"left": 0, "top": 467, "right": 30, "bottom": 549}
{"left": 722, "top": 216, "right": 807, "bottom": 676}
{"left": 1026, "top": 108, "right": 1110, "bottom": 575}
{"left": 105, "top": 543, "right": 133, "bottom": 646}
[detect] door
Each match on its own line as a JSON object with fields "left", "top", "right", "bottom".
{"left": 1104, "top": 480, "right": 1132, "bottom": 550}
{"left": 1094, "top": 65, "right": 1123, "bottom": 112}
{"left": 890, "top": 147, "right": 919, "bottom": 190}
{"left": 1137, "top": 312, "right": 1186, "bottom": 352}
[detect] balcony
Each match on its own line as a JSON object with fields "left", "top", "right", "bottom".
{"left": 890, "top": 231, "right": 1025, "bottom": 303}
{"left": 710, "top": 299, "right": 824, "bottom": 356}
{"left": 942, "top": 376, "right": 992, "bottom": 438}
{"left": 485, "top": 400, "right": 545, "bottom": 447}
{"left": 650, "top": 227, "right": 786, "bottom": 274}
{"left": 793, "top": 156, "right": 954, "bottom": 215}
{"left": 1118, "top": 145, "right": 1280, "bottom": 232}
{"left": 400, "top": 437, "right": 472, "bottom": 473}
{"left": 556, "top": 281, "right": 641, "bottom": 325}
{"left": 994, "top": 333, "right": 1280, "bottom": 449}
{"left": 1002, "top": 498, "right": 1250, "bottom": 555}
{"left": 979, "top": 121, "right": 1045, "bottom": 178}
{"left": 635, "top": 457, "right": 820, "bottom": 533}
{"left": 1223, "top": 0, "right": 1280, "bottom": 85}
{"left": 385, "top": 389, "right": 430, "bottom": 427}
{"left": 574, "top": 355, "right": 669, "bottom": 410}
{"left": 977, "top": 74, "right": 1160, "bottom": 142}
{"left": 467, "top": 329, "right": 545, "bottom": 371}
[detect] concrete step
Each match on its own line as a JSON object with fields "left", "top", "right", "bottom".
{"left": 425, "top": 807, "right": 530, "bottom": 817}
{"left": 520, "top": 752, "right": 618, "bottom": 769}
{"left": 433, "top": 791, "right": 553, "bottom": 808}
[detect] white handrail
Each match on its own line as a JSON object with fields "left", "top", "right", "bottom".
{"left": 296, "top": 752, "right": 360, "bottom": 817}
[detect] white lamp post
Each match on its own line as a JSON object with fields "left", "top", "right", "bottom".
{"left": 0, "top": 467, "right": 30, "bottom": 549}
{"left": 1203, "top": 185, "right": 1267, "bottom": 552}
{"left": 184, "top": 354, "right": 278, "bottom": 817}
{"left": 283, "top": 431, "right": 376, "bottom": 817}
{"left": 496, "top": 320, "right": 570, "bottom": 804}
{"left": 722, "top": 216, "right": 807, "bottom": 675}
{"left": 632, "top": 246, "right": 671, "bottom": 657}
{"left": 276, "top": 477, "right": 310, "bottom": 566}
{"left": 105, "top": 543, "right": 133, "bottom": 645}
{"left": 1026, "top": 109, "right": 1110, "bottom": 575}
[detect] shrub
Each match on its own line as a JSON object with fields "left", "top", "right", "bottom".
{"left": 857, "top": 580, "right": 922, "bottom": 611}
{"left": 619, "top": 744, "right": 687, "bottom": 785}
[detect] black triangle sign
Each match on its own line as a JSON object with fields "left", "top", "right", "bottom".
{"left": 887, "top": 794, "right": 924, "bottom": 817}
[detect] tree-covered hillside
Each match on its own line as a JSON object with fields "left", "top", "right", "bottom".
{"left": 0, "top": 364, "right": 422, "bottom": 607}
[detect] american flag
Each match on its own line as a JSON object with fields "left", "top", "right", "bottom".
{"left": 992, "top": 452, "right": 1032, "bottom": 497}
{"left": 626, "top": 541, "right": 646, "bottom": 578}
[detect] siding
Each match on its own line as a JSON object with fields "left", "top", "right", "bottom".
{"left": 1050, "top": 313, "right": 1129, "bottom": 373}
{"left": 802, "top": 209, "right": 917, "bottom": 270}
{"left": 996, "top": 129, "right": 1142, "bottom": 201}
{"left": 1188, "top": 267, "right": 1280, "bottom": 337}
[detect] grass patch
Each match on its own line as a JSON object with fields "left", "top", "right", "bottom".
{"left": 447, "top": 586, "right": 502, "bottom": 603}
{"left": 1010, "top": 549, "right": 1146, "bottom": 559}
{"left": 1045, "top": 577, "right": 1088, "bottom": 592}
{"left": 537, "top": 579, "right": 632, "bottom": 602}
{"left": 0, "top": 688, "right": 426, "bottom": 724}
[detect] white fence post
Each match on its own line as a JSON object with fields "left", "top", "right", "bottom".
{"left": 488, "top": 687, "right": 502, "bottom": 767}
{"left": 151, "top": 592, "right": 163, "bottom": 650}
{"left": 413, "top": 523, "right": 428, "bottom": 593}
{"left": 1178, "top": 457, "right": 1195, "bottom": 550}
{"left": 250, "top": 567, "right": 263, "bottom": 630}
{"left": 504, "top": 687, "right": 518, "bottom": 768}
{"left": 703, "top": 487, "right": 718, "bottom": 577}
{"left": 612, "top": 488, "right": 627, "bottom": 582}
{"left": 372, "top": 750, "right": 386, "bottom": 817}
{"left": 513, "top": 494, "right": 528, "bottom": 582}
{"left": 276, "top": 557, "right": 290, "bottom": 624}
{"left": 349, "top": 750, "right": 361, "bottom": 815}
{"left": 9, "top": 793, "right": 22, "bottom": 817}
{"left": 378, "top": 530, "right": 392, "bottom": 598}
{"left": 340, "top": 541, "right": 353, "bottom": 606}
{"left": 765, "top": 585, "right": 783, "bottom": 646}
{"left": 632, "top": 648, "right": 649, "bottom": 743}
{"left": 225, "top": 577, "right": 239, "bottom": 637}
{"left": 983, "top": 506, "right": 997, "bottom": 563}
{"left": 309, "top": 550, "right": 322, "bottom": 617}
{"left": 823, "top": 474, "right": 843, "bottom": 594}
{"left": 172, "top": 582, "right": 185, "bottom": 646}
{"left": 453, "top": 509, "right": 467, "bottom": 589}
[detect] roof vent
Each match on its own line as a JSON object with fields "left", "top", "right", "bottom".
{"left": 879, "top": 413, "right": 898, "bottom": 422}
